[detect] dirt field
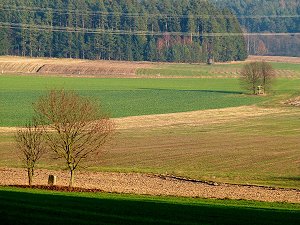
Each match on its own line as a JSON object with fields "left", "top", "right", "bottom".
{"left": 1, "top": 167, "right": 299, "bottom": 203}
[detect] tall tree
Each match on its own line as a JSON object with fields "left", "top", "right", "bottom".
{"left": 34, "top": 90, "right": 114, "bottom": 187}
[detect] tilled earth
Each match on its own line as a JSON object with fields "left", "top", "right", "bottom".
{"left": 0, "top": 167, "right": 299, "bottom": 203}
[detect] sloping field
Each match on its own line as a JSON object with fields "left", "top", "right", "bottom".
{"left": 0, "top": 56, "right": 153, "bottom": 76}
{"left": 1, "top": 105, "right": 300, "bottom": 189}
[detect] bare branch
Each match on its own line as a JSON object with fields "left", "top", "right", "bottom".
{"left": 34, "top": 90, "right": 114, "bottom": 187}
{"left": 15, "top": 120, "right": 45, "bottom": 186}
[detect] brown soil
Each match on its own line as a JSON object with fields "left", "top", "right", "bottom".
{"left": 0, "top": 167, "right": 299, "bottom": 203}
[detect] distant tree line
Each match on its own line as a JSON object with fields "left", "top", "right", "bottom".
{"left": 214, "top": 0, "right": 300, "bottom": 56}
{"left": 0, "top": 0, "right": 247, "bottom": 62}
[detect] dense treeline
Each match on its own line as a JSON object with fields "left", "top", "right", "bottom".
{"left": 214, "top": 0, "right": 300, "bottom": 56}
{"left": 0, "top": 0, "right": 247, "bottom": 62}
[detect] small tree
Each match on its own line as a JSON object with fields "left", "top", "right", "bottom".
{"left": 34, "top": 90, "right": 114, "bottom": 187}
{"left": 240, "top": 61, "right": 275, "bottom": 95}
{"left": 15, "top": 121, "right": 45, "bottom": 186}
{"left": 240, "top": 62, "right": 262, "bottom": 95}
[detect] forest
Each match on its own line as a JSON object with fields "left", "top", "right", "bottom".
{"left": 214, "top": 0, "right": 300, "bottom": 56}
{"left": 0, "top": 0, "right": 247, "bottom": 62}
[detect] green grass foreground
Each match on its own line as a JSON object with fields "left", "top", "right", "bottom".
{"left": 0, "top": 76, "right": 266, "bottom": 127}
{"left": 0, "top": 187, "right": 299, "bottom": 225}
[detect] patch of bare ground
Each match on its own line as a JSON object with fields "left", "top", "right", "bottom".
{"left": 0, "top": 56, "right": 153, "bottom": 76}
{"left": 0, "top": 167, "right": 299, "bottom": 203}
{"left": 247, "top": 55, "right": 300, "bottom": 64}
{"left": 283, "top": 96, "right": 300, "bottom": 107}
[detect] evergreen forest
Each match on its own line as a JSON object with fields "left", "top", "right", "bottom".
{"left": 214, "top": 0, "right": 300, "bottom": 56}
{"left": 0, "top": 0, "right": 247, "bottom": 62}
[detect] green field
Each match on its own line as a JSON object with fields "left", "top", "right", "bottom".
{"left": 0, "top": 187, "right": 299, "bottom": 225}
{"left": 1, "top": 75, "right": 300, "bottom": 127}
{"left": 0, "top": 76, "right": 268, "bottom": 127}
{"left": 137, "top": 62, "right": 300, "bottom": 77}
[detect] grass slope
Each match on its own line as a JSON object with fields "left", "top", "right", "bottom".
{"left": 0, "top": 187, "right": 299, "bottom": 225}
{"left": 0, "top": 76, "right": 265, "bottom": 127}
{"left": 1, "top": 108, "right": 300, "bottom": 188}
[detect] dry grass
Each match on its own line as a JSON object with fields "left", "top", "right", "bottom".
{"left": 114, "top": 105, "right": 290, "bottom": 130}
{"left": 247, "top": 55, "right": 300, "bottom": 64}
{"left": 0, "top": 56, "right": 153, "bottom": 76}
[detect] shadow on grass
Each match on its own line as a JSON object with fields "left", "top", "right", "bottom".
{"left": 275, "top": 176, "right": 300, "bottom": 182}
{"left": 138, "top": 88, "right": 243, "bottom": 95}
{"left": 0, "top": 189, "right": 299, "bottom": 225}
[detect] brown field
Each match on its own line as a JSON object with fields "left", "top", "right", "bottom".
{"left": 0, "top": 56, "right": 153, "bottom": 76}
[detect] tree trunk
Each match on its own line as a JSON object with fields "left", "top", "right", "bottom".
{"left": 28, "top": 168, "right": 33, "bottom": 186}
{"left": 69, "top": 169, "right": 75, "bottom": 187}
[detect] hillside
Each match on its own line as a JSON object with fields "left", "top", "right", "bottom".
{"left": 0, "top": 0, "right": 247, "bottom": 62}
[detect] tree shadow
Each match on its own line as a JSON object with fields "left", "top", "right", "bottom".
{"left": 138, "top": 88, "right": 243, "bottom": 95}
{"left": 274, "top": 176, "right": 300, "bottom": 182}
{"left": 0, "top": 189, "right": 299, "bottom": 225}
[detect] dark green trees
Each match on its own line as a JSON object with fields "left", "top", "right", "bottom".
{"left": 214, "top": 0, "right": 300, "bottom": 56}
{"left": 0, "top": 0, "right": 248, "bottom": 62}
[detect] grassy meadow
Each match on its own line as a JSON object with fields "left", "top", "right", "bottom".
{"left": 0, "top": 187, "right": 299, "bottom": 225}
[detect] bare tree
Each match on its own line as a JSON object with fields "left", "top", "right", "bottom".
{"left": 240, "top": 61, "right": 275, "bottom": 95}
{"left": 240, "top": 62, "right": 262, "bottom": 95}
{"left": 15, "top": 121, "right": 45, "bottom": 186}
{"left": 34, "top": 90, "right": 114, "bottom": 187}
{"left": 260, "top": 61, "right": 275, "bottom": 93}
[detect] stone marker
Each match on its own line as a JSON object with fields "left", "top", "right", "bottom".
{"left": 48, "top": 175, "right": 57, "bottom": 186}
